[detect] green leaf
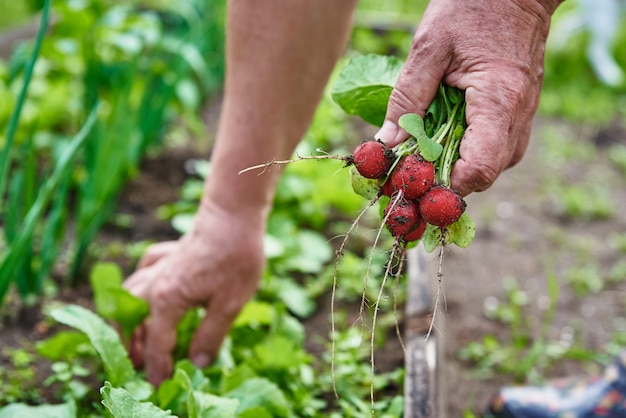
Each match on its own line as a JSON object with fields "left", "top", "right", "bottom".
{"left": 234, "top": 301, "right": 274, "bottom": 328}
{"left": 283, "top": 230, "right": 333, "bottom": 274}
{"left": 331, "top": 54, "right": 404, "bottom": 126}
{"left": 444, "top": 84, "right": 464, "bottom": 105}
{"left": 174, "top": 368, "right": 239, "bottom": 418}
{"left": 447, "top": 213, "right": 476, "bottom": 248}
{"left": 36, "top": 331, "right": 92, "bottom": 361}
{"left": 173, "top": 309, "right": 204, "bottom": 362}
{"left": 0, "top": 401, "right": 76, "bottom": 418}
{"left": 239, "top": 408, "right": 273, "bottom": 418}
{"left": 348, "top": 88, "right": 395, "bottom": 127}
{"left": 192, "top": 392, "right": 239, "bottom": 418}
{"left": 398, "top": 113, "right": 427, "bottom": 140}
{"left": 90, "top": 262, "right": 150, "bottom": 340}
{"left": 172, "top": 213, "right": 196, "bottom": 234}
{"left": 253, "top": 335, "right": 301, "bottom": 370}
{"left": 421, "top": 213, "right": 475, "bottom": 250}
{"left": 421, "top": 224, "right": 443, "bottom": 253}
{"left": 398, "top": 114, "right": 443, "bottom": 162}
{"left": 349, "top": 166, "right": 380, "bottom": 200}
{"left": 274, "top": 277, "right": 315, "bottom": 318}
{"left": 50, "top": 304, "right": 135, "bottom": 386}
{"left": 101, "top": 382, "right": 175, "bottom": 418}
{"left": 0, "top": 104, "right": 100, "bottom": 305}
{"left": 225, "top": 378, "right": 289, "bottom": 417}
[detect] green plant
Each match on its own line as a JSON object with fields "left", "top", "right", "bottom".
{"left": 0, "top": 102, "right": 99, "bottom": 305}
{"left": 0, "top": 0, "right": 227, "bottom": 307}
{"left": 0, "top": 261, "right": 404, "bottom": 417}
{"left": 564, "top": 260, "right": 605, "bottom": 296}
{"left": 544, "top": 177, "right": 614, "bottom": 220}
{"left": 541, "top": 3, "right": 626, "bottom": 123}
{"left": 459, "top": 271, "right": 577, "bottom": 384}
{"left": 0, "top": 348, "right": 41, "bottom": 405}
{"left": 43, "top": 361, "right": 92, "bottom": 402}
{"left": 64, "top": 0, "right": 224, "bottom": 279}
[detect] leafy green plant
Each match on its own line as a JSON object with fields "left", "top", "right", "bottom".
{"left": 1, "top": 258, "right": 404, "bottom": 417}
{"left": 547, "top": 180, "right": 614, "bottom": 220}
{"left": 0, "top": 348, "right": 41, "bottom": 405}
{"left": 0, "top": 102, "right": 100, "bottom": 305}
{"left": 0, "top": 0, "right": 227, "bottom": 307}
{"left": 564, "top": 260, "right": 605, "bottom": 296}
{"left": 43, "top": 361, "right": 91, "bottom": 402}
{"left": 64, "top": 0, "right": 224, "bottom": 279}
{"left": 459, "top": 271, "right": 576, "bottom": 384}
{"left": 541, "top": 3, "right": 626, "bottom": 122}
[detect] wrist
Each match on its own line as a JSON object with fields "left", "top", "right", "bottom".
{"left": 199, "top": 181, "right": 273, "bottom": 228}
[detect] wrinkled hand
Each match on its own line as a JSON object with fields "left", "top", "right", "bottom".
{"left": 124, "top": 201, "right": 266, "bottom": 386}
{"left": 376, "top": 0, "right": 561, "bottom": 196}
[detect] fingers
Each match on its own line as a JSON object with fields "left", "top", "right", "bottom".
{"left": 136, "top": 241, "right": 179, "bottom": 269}
{"left": 188, "top": 292, "right": 253, "bottom": 368}
{"left": 124, "top": 263, "right": 187, "bottom": 385}
{"left": 128, "top": 322, "right": 146, "bottom": 369}
{"left": 144, "top": 304, "right": 183, "bottom": 385}
{"left": 449, "top": 73, "right": 537, "bottom": 195}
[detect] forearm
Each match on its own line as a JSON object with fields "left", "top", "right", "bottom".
{"left": 203, "top": 0, "right": 357, "bottom": 219}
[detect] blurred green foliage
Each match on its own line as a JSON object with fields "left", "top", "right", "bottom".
{"left": 541, "top": 3, "right": 626, "bottom": 123}
{"left": 0, "top": 0, "right": 226, "bottom": 305}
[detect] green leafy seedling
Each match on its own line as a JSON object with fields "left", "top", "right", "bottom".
{"left": 398, "top": 113, "right": 443, "bottom": 162}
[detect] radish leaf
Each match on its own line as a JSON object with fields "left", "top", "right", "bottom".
{"left": 331, "top": 54, "right": 404, "bottom": 126}
{"left": 398, "top": 113, "right": 443, "bottom": 162}
{"left": 50, "top": 305, "right": 136, "bottom": 387}
{"left": 101, "top": 382, "right": 174, "bottom": 418}
{"left": 0, "top": 401, "right": 76, "bottom": 418}
{"left": 447, "top": 213, "right": 476, "bottom": 248}
{"left": 90, "top": 262, "right": 149, "bottom": 341}
{"left": 350, "top": 166, "right": 380, "bottom": 200}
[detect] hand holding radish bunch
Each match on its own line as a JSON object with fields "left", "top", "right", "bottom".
{"left": 345, "top": 82, "right": 474, "bottom": 249}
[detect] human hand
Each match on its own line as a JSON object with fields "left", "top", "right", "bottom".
{"left": 376, "top": 0, "right": 562, "bottom": 196}
{"left": 124, "top": 200, "right": 266, "bottom": 386}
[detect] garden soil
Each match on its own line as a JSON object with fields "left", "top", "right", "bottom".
{"left": 1, "top": 111, "right": 625, "bottom": 416}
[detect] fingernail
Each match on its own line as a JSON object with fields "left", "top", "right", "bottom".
{"left": 375, "top": 120, "right": 398, "bottom": 145}
{"left": 192, "top": 353, "right": 211, "bottom": 368}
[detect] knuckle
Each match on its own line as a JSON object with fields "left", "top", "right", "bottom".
{"left": 220, "top": 299, "right": 246, "bottom": 322}
{"left": 468, "top": 162, "right": 499, "bottom": 192}
{"left": 387, "top": 86, "right": 420, "bottom": 115}
{"left": 151, "top": 286, "right": 169, "bottom": 307}
{"left": 508, "top": 150, "right": 524, "bottom": 168}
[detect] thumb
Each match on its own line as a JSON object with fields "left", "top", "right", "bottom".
{"left": 375, "top": 42, "right": 447, "bottom": 147}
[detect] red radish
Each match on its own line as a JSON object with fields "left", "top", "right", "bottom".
{"left": 403, "top": 217, "right": 427, "bottom": 242}
{"left": 419, "top": 185, "right": 466, "bottom": 228}
{"left": 384, "top": 198, "right": 421, "bottom": 238}
{"left": 351, "top": 140, "right": 395, "bottom": 179}
{"left": 389, "top": 154, "right": 435, "bottom": 200}
{"left": 380, "top": 178, "right": 395, "bottom": 197}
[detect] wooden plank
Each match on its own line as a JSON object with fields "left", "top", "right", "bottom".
{"left": 403, "top": 246, "right": 446, "bottom": 418}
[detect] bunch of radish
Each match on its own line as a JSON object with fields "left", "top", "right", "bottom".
{"left": 348, "top": 84, "right": 474, "bottom": 250}
{"left": 352, "top": 139, "right": 465, "bottom": 241}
